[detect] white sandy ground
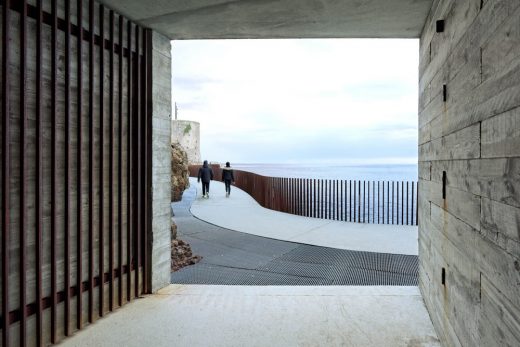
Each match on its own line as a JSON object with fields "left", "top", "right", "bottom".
{"left": 189, "top": 178, "right": 418, "bottom": 255}
{"left": 59, "top": 285, "right": 440, "bottom": 347}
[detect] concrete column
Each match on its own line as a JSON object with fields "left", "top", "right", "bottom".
{"left": 149, "top": 31, "right": 172, "bottom": 292}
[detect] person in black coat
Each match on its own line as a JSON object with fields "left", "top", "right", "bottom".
{"left": 197, "top": 160, "right": 214, "bottom": 198}
{"left": 221, "top": 162, "right": 235, "bottom": 197}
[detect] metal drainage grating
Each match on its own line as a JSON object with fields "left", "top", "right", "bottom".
{"left": 171, "top": 186, "right": 418, "bottom": 286}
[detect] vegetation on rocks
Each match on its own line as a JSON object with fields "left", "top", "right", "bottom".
{"left": 171, "top": 142, "right": 189, "bottom": 202}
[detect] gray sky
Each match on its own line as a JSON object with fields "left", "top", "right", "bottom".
{"left": 171, "top": 39, "right": 418, "bottom": 165}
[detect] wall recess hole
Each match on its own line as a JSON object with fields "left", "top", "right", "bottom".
{"left": 442, "top": 84, "right": 447, "bottom": 102}
{"left": 442, "top": 171, "right": 447, "bottom": 199}
{"left": 442, "top": 267, "right": 446, "bottom": 285}
{"left": 436, "top": 20, "right": 445, "bottom": 33}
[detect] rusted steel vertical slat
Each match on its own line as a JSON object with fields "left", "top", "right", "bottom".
{"left": 323, "top": 180, "right": 329, "bottom": 219}
{"left": 319, "top": 180, "right": 323, "bottom": 218}
{"left": 365, "top": 180, "right": 368, "bottom": 223}
{"left": 2, "top": 0, "right": 10, "bottom": 344}
{"left": 332, "top": 180, "right": 335, "bottom": 220}
{"left": 372, "top": 181, "right": 375, "bottom": 223}
{"left": 336, "top": 180, "right": 341, "bottom": 220}
{"left": 387, "top": 182, "right": 390, "bottom": 224}
{"left": 87, "top": 0, "right": 95, "bottom": 323}
{"left": 376, "top": 182, "right": 379, "bottom": 224}
{"left": 144, "top": 28, "right": 152, "bottom": 294}
{"left": 392, "top": 181, "right": 395, "bottom": 224}
{"left": 395, "top": 181, "right": 399, "bottom": 224}
{"left": 358, "top": 181, "right": 361, "bottom": 223}
{"left": 349, "top": 180, "right": 352, "bottom": 222}
{"left": 64, "top": 0, "right": 72, "bottom": 334}
{"left": 298, "top": 178, "right": 301, "bottom": 216}
{"left": 411, "top": 182, "right": 415, "bottom": 225}
{"left": 287, "top": 178, "right": 290, "bottom": 214}
{"left": 19, "top": 0, "right": 27, "bottom": 343}
{"left": 118, "top": 13, "right": 124, "bottom": 307}
{"left": 344, "top": 180, "right": 347, "bottom": 222}
{"left": 406, "top": 181, "right": 409, "bottom": 225}
{"left": 362, "top": 181, "right": 365, "bottom": 223}
{"left": 285, "top": 178, "right": 288, "bottom": 213}
{"left": 340, "top": 180, "right": 343, "bottom": 221}
{"left": 330, "top": 180, "right": 333, "bottom": 220}
{"left": 99, "top": 3, "right": 105, "bottom": 316}
{"left": 401, "top": 181, "right": 404, "bottom": 225}
{"left": 381, "top": 180, "right": 384, "bottom": 225}
{"left": 134, "top": 24, "right": 141, "bottom": 298}
{"left": 354, "top": 180, "right": 358, "bottom": 222}
{"left": 50, "top": 0, "right": 58, "bottom": 340}
{"left": 126, "top": 18, "right": 132, "bottom": 302}
{"left": 321, "top": 179, "right": 327, "bottom": 219}
{"left": 35, "top": 0, "right": 43, "bottom": 344}
{"left": 293, "top": 178, "right": 296, "bottom": 215}
{"left": 307, "top": 179, "right": 311, "bottom": 217}
{"left": 76, "top": 0, "right": 84, "bottom": 330}
{"left": 313, "top": 179, "right": 316, "bottom": 218}
{"left": 108, "top": 9, "right": 115, "bottom": 311}
{"left": 301, "top": 178, "right": 304, "bottom": 216}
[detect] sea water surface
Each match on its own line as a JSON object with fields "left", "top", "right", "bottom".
{"left": 232, "top": 163, "right": 418, "bottom": 182}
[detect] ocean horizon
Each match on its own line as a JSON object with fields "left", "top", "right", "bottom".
{"left": 230, "top": 163, "right": 418, "bottom": 182}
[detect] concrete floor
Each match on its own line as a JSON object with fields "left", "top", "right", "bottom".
{"left": 59, "top": 285, "right": 440, "bottom": 347}
{"left": 190, "top": 178, "right": 418, "bottom": 255}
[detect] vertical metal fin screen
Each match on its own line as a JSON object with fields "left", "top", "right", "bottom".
{"left": 1, "top": 1, "right": 152, "bottom": 345}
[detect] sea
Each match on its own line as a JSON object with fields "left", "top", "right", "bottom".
{"left": 231, "top": 163, "right": 418, "bottom": 182}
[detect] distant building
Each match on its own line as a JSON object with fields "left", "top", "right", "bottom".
{"left": 171, "top": 120, "right": 201, "bottom": 164}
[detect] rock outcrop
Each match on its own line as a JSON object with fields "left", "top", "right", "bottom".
{"left": 171, "top": 142, "right": 189, "bottom": 202}
{"left": 171, "top": 239, "right": 202, "bottom": 272}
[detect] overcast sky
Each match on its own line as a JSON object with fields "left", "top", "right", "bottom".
{"left": 171, "top": 39, "right": 418, "bottom": 165}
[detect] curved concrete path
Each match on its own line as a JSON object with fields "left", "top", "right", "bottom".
{"left": 189, "top": 178, "right": 418, "bottom": 255}
{"left": 171, "top": 185, "right": 418, "bottom": 286}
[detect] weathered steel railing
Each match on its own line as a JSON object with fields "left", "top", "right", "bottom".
{"left": 189, "top": 165, "right": 418, "bottom": 225}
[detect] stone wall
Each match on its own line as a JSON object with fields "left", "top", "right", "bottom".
{"left": 418, "top": 0, "right": 520, "bottom": 346}
{"left": 171, "top": 120, "right": 201, "bottom": 164}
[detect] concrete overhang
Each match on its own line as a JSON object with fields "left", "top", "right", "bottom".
{"left": 98, "top": 0, "right": 433, "bottom": 39}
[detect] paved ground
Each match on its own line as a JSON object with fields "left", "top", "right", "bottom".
{"left": 60, "top": 285, "right": 440, "bottom": 347}
{"left": 189, "top": 178, "right": 418, "bottom": 255}
{"left": 59, "top": 180, "right": 440, "bottom": 347}
{"left": 172, "top": 184, "right": 418, "bottom": 286}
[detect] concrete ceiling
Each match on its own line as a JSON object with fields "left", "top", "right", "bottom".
{"left": 99, "top": 0, "right": 433, "bottom": 39}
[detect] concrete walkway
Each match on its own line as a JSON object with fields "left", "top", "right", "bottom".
{"left": 189, "top": 178, "right": 418, "bottom": 255}
{"left": 59, "top": 179, "right": 439, "bottom": 347}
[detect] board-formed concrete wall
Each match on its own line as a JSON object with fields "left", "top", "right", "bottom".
{"left": 418, "top": 0, "right": 520, "bottom": 346}
{"left": 171, "top": 120, "right": 201, "bottom": 164}
{"left": 150, "top": 32, "right": 172, "bottom": 292}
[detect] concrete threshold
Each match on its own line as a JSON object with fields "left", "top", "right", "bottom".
{"left": 59, "top": 285, "right": 440, "bottom": 347}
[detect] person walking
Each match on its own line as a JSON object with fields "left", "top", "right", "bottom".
{"left": 197, "top": 160, "right": 214, "bottom": 198}
{"left": 222, "top": 162, "right": 235, "bottom": 197}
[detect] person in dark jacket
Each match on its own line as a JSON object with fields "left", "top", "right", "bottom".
{"left": 221, "top": 162, "right": 235, "bottom": 197}
{"left": 197, "top": 160, "right": 214, "bottom": 198}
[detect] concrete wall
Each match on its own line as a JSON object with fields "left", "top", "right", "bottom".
{"left": 149, "top": 32, "right": 172, "bottom": 292}
{"left": 171, "top": 120, "right": 201, "bottom": 164}
{"left": 418, "top": 0, "right": 520, "bottom": 346}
